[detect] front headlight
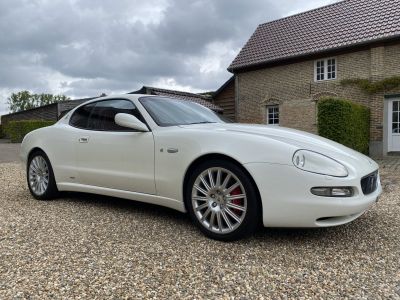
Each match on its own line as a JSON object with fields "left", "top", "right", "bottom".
{"left": 292, "top": 150, "right": 348, "bottom": 177}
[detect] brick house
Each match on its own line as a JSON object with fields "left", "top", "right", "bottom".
{"left": 228, "top": 0, "right": 400, "bottom": 157}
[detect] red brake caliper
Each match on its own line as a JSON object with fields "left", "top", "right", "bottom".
{"left": 230, "top": 187, "right": 242, "bottom": 216}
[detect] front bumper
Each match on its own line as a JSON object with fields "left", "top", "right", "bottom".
{"left": 245, "top": 162, "right": 382, "bottom": 228}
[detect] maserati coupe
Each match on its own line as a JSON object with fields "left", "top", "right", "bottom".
{"left": 21, "top": 94, "right": 382, "bottom": 240}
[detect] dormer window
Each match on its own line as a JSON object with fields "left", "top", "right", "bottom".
{"left": 315, "top": 58, "right": 336, "bottom": 81}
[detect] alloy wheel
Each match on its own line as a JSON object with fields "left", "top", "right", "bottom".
{"left": 28, "top": 156, "right": 50, "bottom": 196}
{"left": 191, "top": 167, "right": 247, "bottom": 234}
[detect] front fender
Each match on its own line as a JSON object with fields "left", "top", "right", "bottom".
{"left": 152, "top": 127, "right": 296, "bottom": 203}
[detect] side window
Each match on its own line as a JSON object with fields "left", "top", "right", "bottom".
{"left": 69, "top": 102, "right": 96, "bottom": 129}
{"left": 70, "top": 99, "right": 145, "bottom": 131}
{"left": 266, "top": 105, "right": 279, "bottom": 125}
{"left": 315, "top": 58, "right": 337, "bottom": 82}
{"left": 315, "top": 60, "right": 325, "bottom": 81}
{"left": 88, "top": 99, "right": 141, "bottom": 131}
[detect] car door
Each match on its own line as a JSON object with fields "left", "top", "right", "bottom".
{"left": 69, "top": 99, "right": 156, "bottom": 194}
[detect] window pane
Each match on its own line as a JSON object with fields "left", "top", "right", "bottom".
{"left": 393, "top": 112, "right": 399, "bottom": 123}
{"left": 394, "top": 101, "right": 399, "bottom": 112}
{"left": 87, "top": 100, "right": 140, "bottom": 131}
{"left": 316, "top": 60, "right": 325, "bottom": 81}
{"left": 393, "top": 123, "right": 399, "bottom": 133}
{"left": 330, "top": 59, "right": 336, "bottom": 79}
{"left": 267, "top": 106, "right": 279, "bottom": 125}
{"left": 70, "top": 103, "right": 96, "bottom": 129}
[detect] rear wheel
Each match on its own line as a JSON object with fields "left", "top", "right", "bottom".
{"left": 186, "top": 159, "right": 260, "bottom": 241}
{"left": 27, "top": 150, "right": 58, "bottom": 200}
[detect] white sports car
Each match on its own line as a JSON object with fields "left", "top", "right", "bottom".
{"left": 21, "top": 94, "right": 382, "bottom": 240}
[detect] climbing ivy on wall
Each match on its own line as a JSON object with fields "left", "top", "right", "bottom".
{"left": 340, "top": 76, "right": 400, "bottom": 94}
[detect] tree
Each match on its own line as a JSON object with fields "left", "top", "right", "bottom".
{"left": 7, "top": 91, "right": 70, "bottom": 113}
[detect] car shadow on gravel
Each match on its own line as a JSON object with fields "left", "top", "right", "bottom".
{"left": 59, "top": 191, "right": 192, "bottom": 223}
{"left": 55, "top": 191, "right": 380, "bottom": 245}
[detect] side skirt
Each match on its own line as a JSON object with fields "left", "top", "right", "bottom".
{"left": 57, "top": 182, "right": 186, "bottom": 213}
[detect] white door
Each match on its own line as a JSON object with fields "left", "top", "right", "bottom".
{"left": 388, "top": 99, "right": 400, "bottom": 152}
{"left": 70, "top": 99, "right": 156, "bottom": 194}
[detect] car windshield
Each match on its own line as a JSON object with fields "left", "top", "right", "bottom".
{"left": 139, "top": 96, "right": 229, "bottom": 127}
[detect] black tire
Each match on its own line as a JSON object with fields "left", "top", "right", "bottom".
{"left": 185, "top": 159, "right": 261, "bottom": 241}
{"left": 27, "top": 150, "right": 59, "bottom": 200}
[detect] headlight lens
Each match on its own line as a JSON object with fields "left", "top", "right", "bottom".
{"left": 292, "top": 150, "right": 348, "bottom": 177}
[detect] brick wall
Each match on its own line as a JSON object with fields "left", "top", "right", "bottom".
{"left": 236, "top": 42, "right": 400, "bottom": 155}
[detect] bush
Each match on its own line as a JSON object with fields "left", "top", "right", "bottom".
{"left": 3, "top": 120, "right": 55, "bottom": 143}
{"left": 318, "top": 97, "right": 370, "bottom": 154}
{"left": 0, "top": 124, "right": 4, "bottom": 139}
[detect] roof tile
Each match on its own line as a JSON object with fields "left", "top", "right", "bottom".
{"left": 229, "top": 0, "right": 400, "bottom": 71}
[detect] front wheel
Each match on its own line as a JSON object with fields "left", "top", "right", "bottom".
{"left": 27, "top": 150, "right": 59, "bottom": 200}
{"left": 186, "top": 160, "right": 260, "bottom": 241}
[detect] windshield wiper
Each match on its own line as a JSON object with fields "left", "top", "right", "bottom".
{"left": 187, "top": 121, "right": 217, "bottom": 125}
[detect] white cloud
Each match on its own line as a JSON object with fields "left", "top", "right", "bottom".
{"left": 284, "top": 0, "right": 339, "bottom": 16}
{"left": 0, "top": 0, "right": 334, "bottom": 115}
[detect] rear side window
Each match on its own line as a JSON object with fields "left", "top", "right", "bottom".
{"left": 70, "top": 99, "right": 145, "bottom": 131}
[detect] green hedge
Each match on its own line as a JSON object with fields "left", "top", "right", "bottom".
{"left": 318, "top": 97, "right": 370, "bottom": 154}
{"left": 3, "top": 120, "right": 55, "bottom": 143}
{"left": 0, "top": 124, "right": 4, "bottom": 139}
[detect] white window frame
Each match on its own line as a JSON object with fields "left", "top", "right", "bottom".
{"left": 314, "top": 57, "right": 337, "bottom": 82}
{"left": 266, "top": 105, "right": 279, "bottom": 126}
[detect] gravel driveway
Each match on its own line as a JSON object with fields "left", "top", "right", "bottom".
{"left": 0, "top": 162, "right": 399, "bottom": 299}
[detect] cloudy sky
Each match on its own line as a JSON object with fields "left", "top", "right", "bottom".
{"left": 0, "top": 0, "right": 337, "bottom": 115}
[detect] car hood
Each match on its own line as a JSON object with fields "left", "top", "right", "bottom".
{"left": 180, "top": 123, "right": 378, "bottom": 174}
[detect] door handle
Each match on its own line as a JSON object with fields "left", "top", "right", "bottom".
{"left": 167, "top": 148, "right": 178, "bottom": 153}
{"left": 79, "top": 137, "right": 89, "bottom": 143}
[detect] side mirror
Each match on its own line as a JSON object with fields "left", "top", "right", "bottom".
{"left": 115, "top": 113, "right": 149, "bottom": 132}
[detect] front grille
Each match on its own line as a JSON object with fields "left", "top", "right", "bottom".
{"left": 361, "top": 171, "right": 378, "bottom": 195}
